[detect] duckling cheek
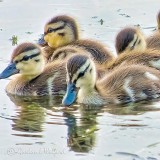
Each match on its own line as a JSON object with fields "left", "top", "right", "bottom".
{"left": 51, "top": 34, "right": 63, "bottom": 47}
{"left": 44, "top": 35, "right": 49, "bottom": 43}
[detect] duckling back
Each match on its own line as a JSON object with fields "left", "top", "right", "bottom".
{"left": 146, "top": 10, "right": 160, "bottom": 50}
{"left": 97, "top": 64, "right": 160, "bottom": 104}
{"left": 146, "top": 33, "right": 160, "bottom": 50}
{"left": 106, "top": 49, "right": 160, "bottom": 71}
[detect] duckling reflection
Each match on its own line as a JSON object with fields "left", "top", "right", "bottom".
{"left": 102, "top": 98, "right": 160, "bottom": 116}
{"left": 64, "top": 106, "right": 100, "bottom": 152}
{"left": 12, "top": 103, "right": 45, "bottom": 132}
{"left": 8, "top": 94, "right": 62, "bottom": 133}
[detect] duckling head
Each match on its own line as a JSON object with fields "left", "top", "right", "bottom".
{"left": 62, "top": 55, "right": 96, "bottom": 106}
{"left": 0, "top": 42, "right": 45, "bottom": 80}
{"left": 115, "top": 27, "right": 146, "bottom": 54}
{"left": 40, "top": 15, "right": 79, "bottom": 49}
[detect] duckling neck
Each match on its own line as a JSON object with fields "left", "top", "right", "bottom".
{"left": 77, "top": 84, "right": 104, "bottom": 105}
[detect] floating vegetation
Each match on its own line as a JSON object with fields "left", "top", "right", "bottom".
{"left": 25, "top": 31, "right": 33, "bottom": 34}
{"left": 92, "top": 16, "right": 98, "bottom": 19}
{"left": 119, "top": 13, "right": 131, "bottom": 18}
{"left": 11, "top": 35, "right": 18, "bottom": 46}
{"left": 99, "top": 19, "right": 104, "bottom": 25}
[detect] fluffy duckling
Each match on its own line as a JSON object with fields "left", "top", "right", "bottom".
{"left": 0, "top": 43, "right": 66, "bottom": 96}
{"left": 62, "top": 55, "right": 160, "bottom": 106}
{"left": 115, "top": 26, "right": 146, "bottom": 54}
{"left": 116, "top": 11, "right": 160, "bottom": 54}
{"left": 38, "top": 15, "right": 114, "bottom": 64}
{"left": 146, "top": 10, "right": 160, "bottom": 50}
{"left": 106, "top": 49, "right": 160, "bottom": 71}
{"left": 42, "top": 15, "right": 79, "bottom": 49}
{"left": 49, "top": 39, "right": 114, "bottom": 64}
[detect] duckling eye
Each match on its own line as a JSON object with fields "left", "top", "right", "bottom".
{"left": 48, "top": 28, "right": 53, "bottom": 33}
{"left": 23, "top": 56, "right": 30, "bottom": 61}
{"left": 15, "top": 60, "right": 18, "bottom": 64}
{"left": 78, "top": 72, "right": 85, "bottom": 79}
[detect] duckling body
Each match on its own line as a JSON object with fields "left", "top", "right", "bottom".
{"left": 49, "top": 39, "right": 114, "bottom": 64}
{"left": 146, "top": 32, "right": 160, "bottom": 50}
{"left": 39, "top": 15, "right": 114, "bottom": 64}
{"left": 0, "top": 43, "right": 66, "bottom": 96}
{"left": 62, "top": 55, "right": 160, "bottom": 106}
{"left": 146, "top": 10, "right": 160, "bottom": 50}
{"left": 106, "top": 49, "right": 160, "bottom": 71}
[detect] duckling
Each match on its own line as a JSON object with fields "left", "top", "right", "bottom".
{"left": 49, "top": 39, "right": 114, "bottom": 64}
{"left": 38, "top": 15, "right": 114, "bottom": 64}
{"left": 62, "top": 55, "right": 160, "bottom": 106}
{"left": 146, "top": 10, "right": 160, "bottom": 50}
{"left": 106, "top": 49, "right": 160, "bottom": 71}
{"left": 115, "top": 26, "right": 146, "bottom": 54}
{"left": 115, "top": 11, "right": 160, "bottom": 54}
{"left": 0, "top": 42, "right": 66, "bottom": 96}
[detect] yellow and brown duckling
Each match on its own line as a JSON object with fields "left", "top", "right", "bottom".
{"left": 38, "top": 15, "right": 114, "bottom": 64}
{"left": 62, "top": 55, "right": 160, "bottom": 106}
{"left": 146, "top": 10, "right": 160, "bottom": 50}
{"left": 115, "top": 26, "right": 146, "bottom": 54}
{"left": 0, "top": 42, "right": 66, "bottom": 96}
{"left": 106, "top": 49, "right": 160, "bottom": 71}
{"left": 49, "top": 39, "right": 114, "bottom": 65}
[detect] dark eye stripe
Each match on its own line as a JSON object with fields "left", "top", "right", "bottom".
{"left": 77, "top": 64, "right": 90, "bottom": 80}
{"left": 16, "top": 53, "right": 40, "bottom": 63}
{"left": 46, "top": 23, "right": 67, "bottom": 34}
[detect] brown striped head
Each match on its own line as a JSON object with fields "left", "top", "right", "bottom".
{"left": 0, "top": 42, "right": 45, "bottom": 79}
{"left": 43, "top": 15, "right": 79, "bottom": 48}
{"left": 115, "top": 27, "right": 146, "bottom": 54}
{"left": 62, "top": 55, "right": 96, "bottom": 106}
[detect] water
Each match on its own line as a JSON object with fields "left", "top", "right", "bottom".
{"left": 0, "top": 0, "right": 160, "bottom": 159}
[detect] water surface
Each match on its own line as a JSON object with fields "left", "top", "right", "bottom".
{"left": 0, "top": 0, "right": 160, "bottom": 160}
